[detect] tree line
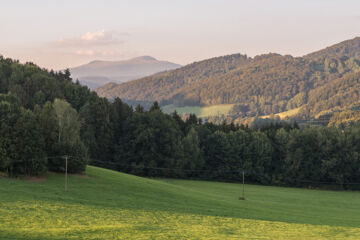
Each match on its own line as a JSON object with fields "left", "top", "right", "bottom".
{"left": 0, "top": 56, "right": 360, "bottom": 190}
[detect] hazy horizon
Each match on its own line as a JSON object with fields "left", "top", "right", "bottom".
{"left": 1, "top": 0, "right": 360, "bottom": 70}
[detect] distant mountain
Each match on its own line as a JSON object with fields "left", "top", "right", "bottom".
{"left": 96, "top": 37, "right": 360, "bottom": 122}
{"left": 69, "top": 56, "right": 181, "bottom": 89}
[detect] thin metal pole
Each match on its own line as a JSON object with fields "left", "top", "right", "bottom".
{"left": 242, "top": 170, "right": 245, "bottom": 200}
{"left": 65, "top": 156, "right": 68, "bottom": 192}
{"left": 239, "top": 170, "right": 245, "bottom": 200}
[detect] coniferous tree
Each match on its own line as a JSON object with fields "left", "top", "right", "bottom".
{"left": 13, "top": 109, "right": 47, "bottom": 176}
{"left": 149, "top": 101, "right": 161, "bottom": 112}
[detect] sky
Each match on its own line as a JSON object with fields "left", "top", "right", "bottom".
{"left": 1, "top": 0, "right": 360, "bottom": 70}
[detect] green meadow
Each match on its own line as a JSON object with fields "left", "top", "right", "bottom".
{"left": 162, "top": 104, "right": 301, "bottom": 120}
{"left": 1, "top": 166, "right": 360, "bottom": 239}
{"left": 162, "top": 104, "right": 234, "bottom": 117}
{"left": 260, "top": 107, "right": 302, "bottom": 120}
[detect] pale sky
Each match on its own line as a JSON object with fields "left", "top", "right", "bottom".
{"left": 1, "top": 0, "right": 360, "bottom": 70}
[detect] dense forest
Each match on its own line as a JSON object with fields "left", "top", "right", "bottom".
{"left": 305, "top": 37, "right": 360, "bottom": 60}
{"left": 96, "top": 37, "right": 360, "bottom": 123}
{"left": 96, "top": 54, "right": 250, "bottom": 107}
{"left": 1, "top": 56, "right": 360, "bottom": 190}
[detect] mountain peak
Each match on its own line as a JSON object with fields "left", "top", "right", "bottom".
{"left": 69, "top": 56, "right": 180, "bottom": 89}
{"left": 88, "top": 60, "right": 103, "bottom": 64}
{"left": 132, "top": 56, "right": 157, "bottom": 61}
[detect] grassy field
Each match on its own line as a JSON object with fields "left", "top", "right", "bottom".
{"left": 161, "top": 104, "right": 301, "bottom": 120}
{"left": 162, "top": 104, "right": 234, "bottom": 117}
{"left": 260, "top": 107, "right": 302, "bottom": 120}
{"left": 1, "top": 166, "right": 360, "bottom": 239}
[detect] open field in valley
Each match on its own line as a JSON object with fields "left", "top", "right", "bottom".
{"left": 162, "top": 104, "right": 235, "bottom": 118}
{"left": 1, "top": 166, "right": 360, "bottom": 239}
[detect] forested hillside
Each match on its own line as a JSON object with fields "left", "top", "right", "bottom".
{"left": 1, "top": 56, "right": 360, "bottom": 189}
{"left": 306, "top": 37, "right": 360, "bottom": 60}
{"left": 0, "top": 59, "right": 92, "bottom": 175}
{"left": 96, "top": 54, "right": 250, "bottom": 107}
{"left": 96, "top": 37, "right": 360, "bottom": 122}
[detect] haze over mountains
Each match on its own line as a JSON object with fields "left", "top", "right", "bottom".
{"left": 69, "top": 56, "right": 181, "bottom": 89}
{"left": 96, "top": 37, "right": 360, "bottom": 123}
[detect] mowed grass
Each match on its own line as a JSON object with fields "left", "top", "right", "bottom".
{"left": 162, "top": 104, "right": 234, "bottom": 117}
{"left": 1, "top": 166, "right": 360, "bottom": 239}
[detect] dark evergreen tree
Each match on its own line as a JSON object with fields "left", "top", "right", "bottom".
{"left": 149, "top": 101, "right": 161, "bottom": 112}
{"left": 12, "top": 110, "right": 47, "bottom": 176}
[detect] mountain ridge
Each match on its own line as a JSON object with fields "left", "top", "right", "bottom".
{"left": 305, "top": 37, "right": 360, "bottom": 60}
{"left": 95, "top": 37, "right": 360, "bottom": 122}
{"left": 69, "top": 56, "right": 181, "bottom": 89}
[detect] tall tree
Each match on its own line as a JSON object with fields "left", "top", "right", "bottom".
{"left": 13, "top": 110, "right": 47, "bottom": 176}
{"left": 38, "top": 101, "right": 58, "bottom": 156}
{"left": 0, "top": 93, "right": 21, "bottom": 174}
{"left": 50, "top": 99, "right": 88, "bottom": 173}
{"left": 182, "top": 127, "right": 203, "bottom": 173}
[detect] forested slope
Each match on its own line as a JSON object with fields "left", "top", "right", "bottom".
{"left": 96, "top": 54, "right": 250, "bottom": 107}
{"left": 96, "top": 37, "right": 360, "bottom": 121}
{"left": 305, "top": 37, "right": 360, "bottom": 60}
{"left": 1, "top": 56, "right": 360, "bottom": 190}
